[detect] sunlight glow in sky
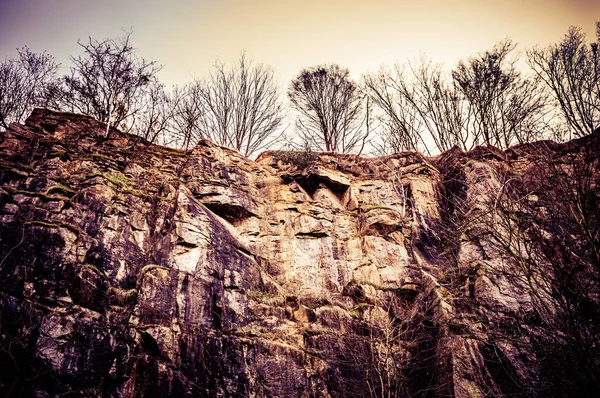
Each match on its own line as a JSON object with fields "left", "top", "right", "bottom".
{"left": 1, "top": 0, "right": 599, "bottom": 87}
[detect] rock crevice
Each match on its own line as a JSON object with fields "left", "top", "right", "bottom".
{"left": 1, "top": 109, "right": 599, "bottom": 397}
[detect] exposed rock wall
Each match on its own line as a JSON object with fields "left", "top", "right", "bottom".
{"left": 0, "top": 109, "right": 599, "bottom": 397}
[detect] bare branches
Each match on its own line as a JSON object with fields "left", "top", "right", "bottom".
{"left": 411, "top": 60, "right": 471, "bottom": 152}
{"left": 128, "top": 81, "right": 180, "bottom": 145}
{"left": 528, "top": 26, "right": 600, "bottom": 138}
{"left": 171, "top": 83, "right": 204, "bottom": 150}
{"left": 178, "top": 54, "right": 285, "bottom": 157}
{"left": 58, "top": 31, "right": 161, "bottom": 139}
{"left": 288, "top": 64, "right": 366, "bottom": 153}
{"left": 362, "top": 64, "right": 425, "bottom": 154}
{"left": 4, "top": 24, "right": 599, "bottom": 159}
{"left": 454, "top": 40, "right": 548, "bottom": 148}
{"left": 365, "top": 42, "right": 548, "bottom": 155}
{"left": 0, "top": 48, "right": 58, "bottom": 129}
{"left": 364, "top": 58, "right": 481, "bottom": 154}
{"left": 341, "top": 291, "right": 408, "bottom": 398}
{"left": 445, "top": 141, "right": 600, "bottom": 394}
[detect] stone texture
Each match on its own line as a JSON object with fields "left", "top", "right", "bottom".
{"left": 0, "top": 109, "right": 599, "bottom": 397}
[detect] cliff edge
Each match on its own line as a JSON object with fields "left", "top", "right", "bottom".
{"left": 1, "top": 109, "right": 599, "bottom": 397}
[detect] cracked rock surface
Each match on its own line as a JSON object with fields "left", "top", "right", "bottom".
{"left": 0, "top": 109, "right": 599, "bottom": 397}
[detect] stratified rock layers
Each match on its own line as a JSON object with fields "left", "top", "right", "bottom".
{"left": 0, "top": 109, "right": 598, "bottom": 397}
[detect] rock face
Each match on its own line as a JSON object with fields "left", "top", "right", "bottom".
{"left": 1, "top": 109, "right": 599, "bottom": 397}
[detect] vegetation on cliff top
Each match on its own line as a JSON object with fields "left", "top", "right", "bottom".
{"left": 1, "top": 23, "right": 599, "bottom": 157}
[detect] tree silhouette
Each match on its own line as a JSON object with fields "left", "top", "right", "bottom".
{"left": 177, "top": 54, "right": 284, "bottom": 157}
{"left": 453, "top": 39, "right": 547, "bottom": 148}
{"left": 289, "top": 64, "right": 366, "bottom": 153}
{"left": 529, "top": 24, "right": 600, "bottom": 138}
{"left": 129, "top": 81, "right": 179, "bottom": 145}
{"left": 364, "top": 42, "right": 547, "bottom": 154}
{"left": 0, "top": 47, "right": 58, "bottom": 129}
{"left": 59, "top": 31, "right": 161, "bottom": 139}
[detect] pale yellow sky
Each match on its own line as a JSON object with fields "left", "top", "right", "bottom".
{"left": 0, "top": 0, "right": 599, "bottom": 86}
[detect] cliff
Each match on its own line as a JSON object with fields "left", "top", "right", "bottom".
{"left": 0, "top": 109, "right": 599, "bottom": 397}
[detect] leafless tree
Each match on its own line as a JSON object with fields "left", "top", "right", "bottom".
{"left": 58, "top": 31, "right": 161, "bottom": 139}
{"left": 338, "top": 292, "right": 406, "bottom": 398}
{"left": 364, "top": 59, "right": 483, "bottom": 154}
{"left": 171, "top": 83, "right": 204, "bottom": 150}
{"left": 528, "top": 24, "right": 600, "bottom": 139}
{"left": 493, "top": 147, "right": 600, "bottom": 394}
{"left": 440, "top": 140, "right": 600, "bottom": 395}
{"left": 128, "top": 81, "right": 180, "bottom": 145}
{"left": 362, "top": 65, "right": 425, "bottom": 154}
{"left": 0, "top": 47, "right": 58, "bottom": 129}
{"left": 453, "top": 40, "right": 548, "bottom": 148}
{"left": 365, "top": 42, "right": 548, "bottom": 155}
{"left": 288, "top": 64, "right": 366, "bottom": 153}
{"left": 412, "top": 60, "right": 473, "bottom": 152}
{"left": 179, "top": 54, "right": 284, "bottom": 157}
{"left": 336, "top": 285, "right": 441, "bottom": 398}
{"left": 359, "top": 295, "right": 406, "bottom": 398}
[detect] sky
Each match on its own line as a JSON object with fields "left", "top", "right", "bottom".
{"left": 1, "top": 0, "right": 599, "bottom": 89}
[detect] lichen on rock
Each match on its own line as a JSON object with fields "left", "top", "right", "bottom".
{"left": 1, "top": 109, "right": 599, "bottom": 397}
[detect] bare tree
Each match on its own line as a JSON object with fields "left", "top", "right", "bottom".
{"left": 59, "top": 31, "right": 161, "bottom": 138}
{"left": 364, "top": 59, "right": 480, "bottom": 154}
{"left": 357, "top": 295, "right": 406, "bottom": 398}
{"left": 412, "top": 60, "right": 473, "bottom": 152}
{"left": 336, "top": 286, "right": 440, "bottom": 398}
{"left": 129, "top": 81, "right": 180, "bottom": 145}
{"left": 171, "top": 83, "right": 203, "bottom": 150}
{"left": 453, "top": 40, "right": 548, "bottom": 148}
{"left": 0, "top": 47, "right": 58, "bottom": 129}
{"left": 366, "top": 42, "right": 548, "bottom": 155}
{"left": 336, "top": 291, "right": 406, "bottom": 398}
{"left": 491, "top": 146, "right": 600, "bottom": 394}
{"left": 363, "top": 65, "right": 425, "bottom": 154}
{"left": 288, "top": 64, "right": 365, "bottom": 153}
{"left": 179, "top": 54, "right": 284, "bottom": 157}
{"left": 528, "top": 24, "right": 600, "bottom": 138}
{"left": 441, "top": 140, "right": 600, "bottom": 395}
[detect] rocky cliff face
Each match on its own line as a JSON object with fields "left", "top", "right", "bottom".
{"left": 1, "top": 109, "right": 599, "bottom": 397}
